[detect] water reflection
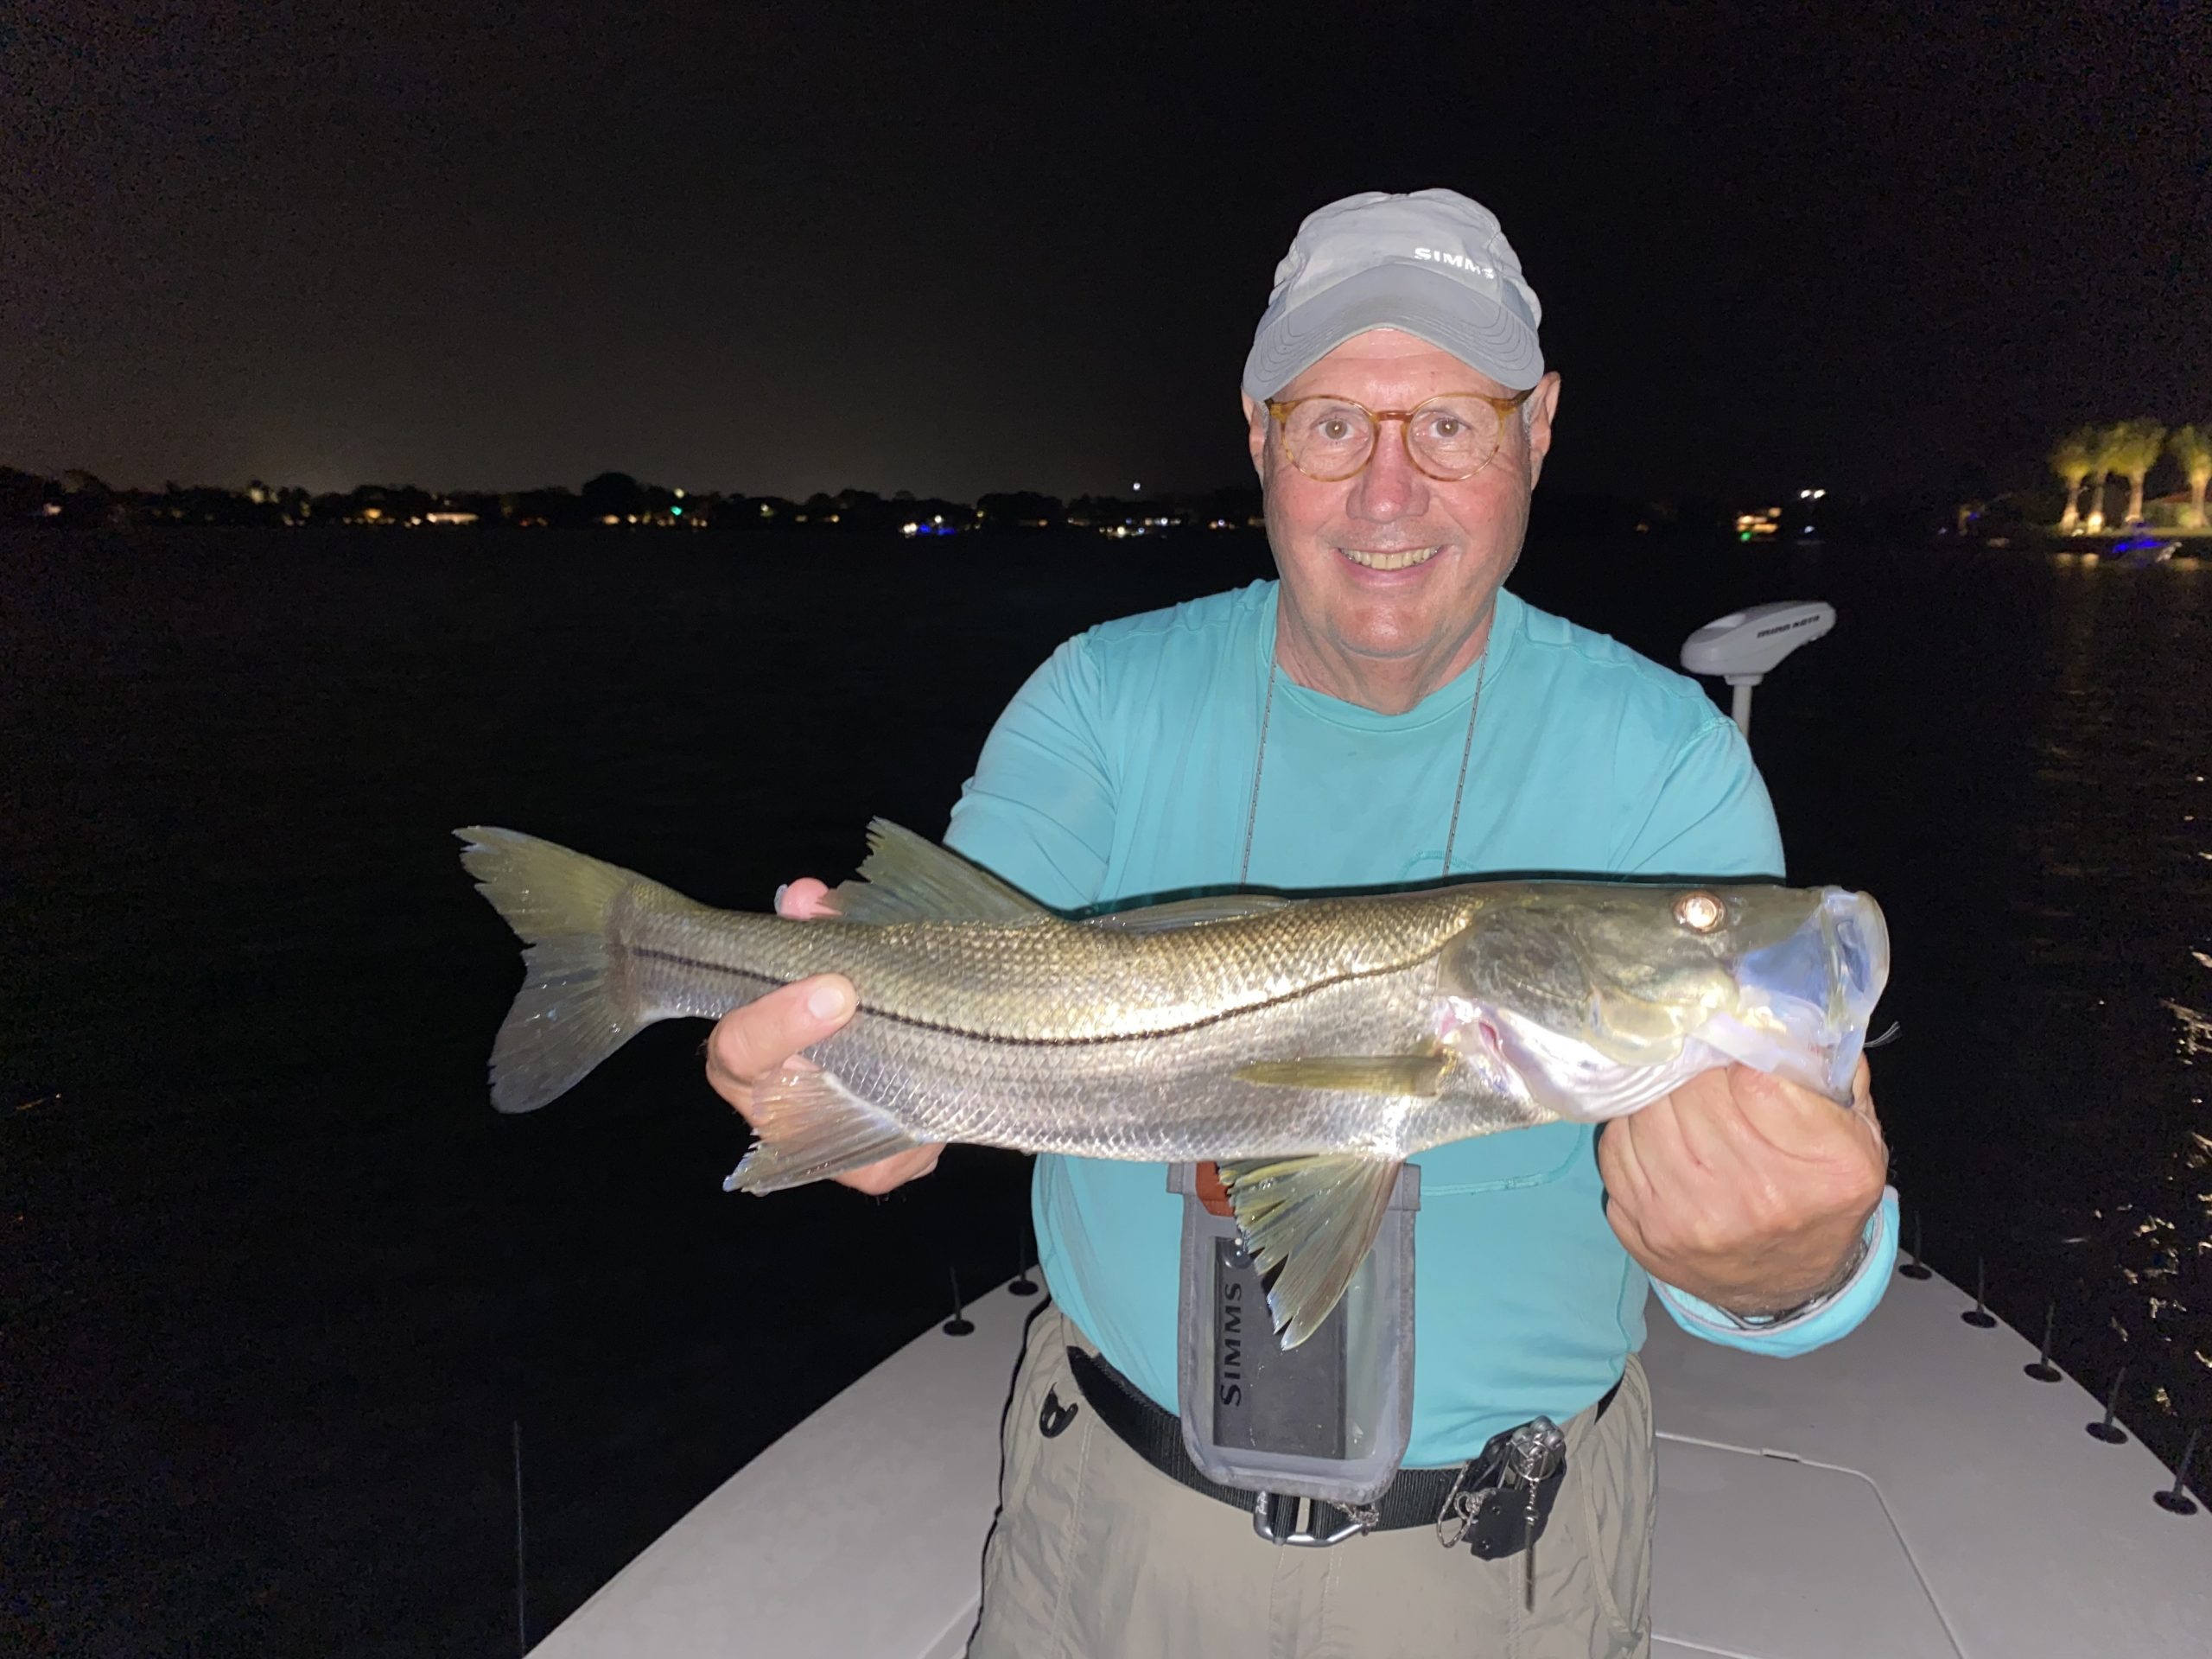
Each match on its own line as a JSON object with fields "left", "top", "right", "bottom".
{"left": 2021, "top": 556, "right": 2212, "bottom": 1459}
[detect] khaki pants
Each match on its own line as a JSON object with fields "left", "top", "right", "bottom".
{"left": 970, "top": 1304, "right": 1652, "bottom": 1659}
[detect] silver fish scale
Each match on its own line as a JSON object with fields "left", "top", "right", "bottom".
{"left": 625, "top": 882, "right": 1490, "bottom": 1039}
{"left": 814, "top": 981, "right": 1559, "bottom": 1160}
{"left": 618, "top": 884, "right": 1558, "bottom": 1161}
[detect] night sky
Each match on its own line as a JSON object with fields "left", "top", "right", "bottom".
{"left": 4, "top": 2, "right": 2206, "bottom": 502}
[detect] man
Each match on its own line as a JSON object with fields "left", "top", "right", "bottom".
{"left": 708, "top": 189, "right": 1894, "bottom": 1658}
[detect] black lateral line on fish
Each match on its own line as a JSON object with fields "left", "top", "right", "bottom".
{"left": 619, "top": 943, "right": 1448, "bottom": 1048}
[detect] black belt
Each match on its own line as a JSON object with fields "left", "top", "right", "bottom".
{"left": 1065, "top": 1345, "right": 1620, "bottom": 1542}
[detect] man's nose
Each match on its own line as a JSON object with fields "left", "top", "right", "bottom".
{"left": 1346, "top": 421, "right": 1427, "bottom": 520}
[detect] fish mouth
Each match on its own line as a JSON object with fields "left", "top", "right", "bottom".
{"left": 1338, "top": 543, "right": 1441, "bottom": 572}
{"left": 1699, "top": 888, "right": 1889, "bottom": 1103}
{"left": 1457, "top": 888, "right": 1891, "bottom": 1119}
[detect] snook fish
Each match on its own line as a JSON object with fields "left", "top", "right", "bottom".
{"left": 459, "top": 821, "right": 1889, "bottom": 1345}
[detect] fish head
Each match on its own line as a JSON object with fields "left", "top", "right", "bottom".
{"left": 1438, "top": 883, "right": 1889, "bottom": 1119}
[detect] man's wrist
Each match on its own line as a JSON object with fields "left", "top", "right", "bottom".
{"left": 1655, "top": 1191, "right": 1899, "bottom": 1356}
{"left": 1713, "top": 1230, "right": 1873, "bottom": 1328}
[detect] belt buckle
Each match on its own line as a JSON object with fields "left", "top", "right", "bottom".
{"left": 1251, "top": 1491, "right": 1376, "bottom": 1548}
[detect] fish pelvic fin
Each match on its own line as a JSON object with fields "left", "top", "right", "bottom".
{"left": 456, "top": 827, "right": 685, "bottom": 1114}
{"left": 724, "top": 1068, "right": 923, "bottom": 1193}
{"left": 1217, "top": 1153, "right": 1405, "bottom": 1350}
{"left": 823, "top": 819, "right": 1052, "bottom": 925}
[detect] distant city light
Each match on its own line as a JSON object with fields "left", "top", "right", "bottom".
{"left": 671, "top": 504, "right": 683, "bottom": 516}
{"left": 1132, "top": 481, "right": 1142, "bottom": 492}
{"left": 1734, "top": 507, "right": 1781, "bottom": 541}
{"left": 673, "top": 487, "right": 685, "bottom": 498}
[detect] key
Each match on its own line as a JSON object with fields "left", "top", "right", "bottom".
{"left": 1507, "top": 1417, "right": 1567, "bottom": 1611}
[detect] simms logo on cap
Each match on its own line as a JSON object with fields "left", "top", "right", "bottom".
{"left": 1414, "top": 247, "right": 1497, "bottom": 278}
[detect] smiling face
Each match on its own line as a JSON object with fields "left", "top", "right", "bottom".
{"left": 1243, "top": 329, "right": 1561, "bottom": 714}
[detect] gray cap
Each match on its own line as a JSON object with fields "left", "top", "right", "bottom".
{"left": 1242, "top": 188, "right": 1545, "bottom": 400}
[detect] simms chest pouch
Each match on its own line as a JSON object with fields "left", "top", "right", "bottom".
{"left": 1173, "top": 1160, "right": 1420, "bottom": 1511}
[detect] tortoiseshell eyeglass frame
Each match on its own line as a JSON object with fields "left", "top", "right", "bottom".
{"left": 1263, "top": 386, "right": 1535, "bottom": 481}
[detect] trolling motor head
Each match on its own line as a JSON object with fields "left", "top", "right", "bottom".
{"left": 1681, "top": 601, "right": 1836, "bottom": 736}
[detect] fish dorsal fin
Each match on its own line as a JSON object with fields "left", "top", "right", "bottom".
{"left": 1085, "top": 893, "right": 1294, "bottom": 933}
{"left": 824, "top": 819, "right": 1052, "bottom": 925}
{"left": 1217, "top": 1154, "right": 1405, "bottom": 1348}
{"left": 1232, "top": 1054, "right": 1447, "bottom": 1095}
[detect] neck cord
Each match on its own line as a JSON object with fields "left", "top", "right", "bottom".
{"left": 1238, "top": 646, "right": 1489, "bottom": 886}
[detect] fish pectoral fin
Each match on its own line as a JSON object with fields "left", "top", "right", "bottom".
{"left": 723, "top": 1068, "right": 923, "bottom": 1194}
{"left": 823, "top": 819, "right": 1052, "bottom": 925}
{"left": 1231, "top": 1054, "right": 1447, "bottom": 1095}
{"left": 1217, "top": 1154, "right": 1405, "bottom": 1350}
{"left": 1084, "top": 893, "right": 1293, "bottom": 932}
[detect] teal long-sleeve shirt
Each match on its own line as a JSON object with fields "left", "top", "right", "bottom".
{"left": 944, "top": 580, "right": 1896, "bottom": 1465}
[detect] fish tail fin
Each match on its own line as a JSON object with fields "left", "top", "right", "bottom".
{"left": 457, "top": 826, "right": 672, "bottom": 1113}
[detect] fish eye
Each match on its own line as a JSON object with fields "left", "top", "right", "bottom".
{"left": 1672, "top": 891, "right": 1725, "bottom": 933}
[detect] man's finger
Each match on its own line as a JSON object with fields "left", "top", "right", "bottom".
{"left": 704, "top": 974, "right": 857, "bottom": 1101}
{"left": 778, "top": 877, "right": 835, "bottom": 919}
{"left": 1600, "top": 1149, "right": 1655, "bottom": 1257}
{"left": 1728, "top": 1065, "right": 1859, "bottom": 1160}
{"left": 1656, "top": 1070, "right": 1741, "bottom": 1177}
{"left": 1597, "top": 1116, "right": 1656, "bottom": 1211}
{"left": 840, "top": 1143, "right": 946, "bottom": 1194}
{"left": 1846, "top": 1057, "right": 1881, "bottom": 1129}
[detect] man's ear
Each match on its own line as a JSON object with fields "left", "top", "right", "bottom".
{"left": 1525, "top": 373, "right": 1562, "bottom": 488}
{"left": 1241, "top": 392, "right": 1268, "bottom": 480}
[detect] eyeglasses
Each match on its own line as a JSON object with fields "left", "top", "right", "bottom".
{"left": 1264, "top": 388, "right": 1535, "bottom": 482}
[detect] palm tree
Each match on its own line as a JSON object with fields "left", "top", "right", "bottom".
{"left": 2171, "top": 424, "right": 2212, "bottom": 531}
{"left": 2082, "top": 425, "right": 2121, "bottom": 532}
{"left": 2112, "top": 420, "right": 2166, "bottom": 526}
{"left": 2049, "top": 428, "right": 2094, "bottom": 531}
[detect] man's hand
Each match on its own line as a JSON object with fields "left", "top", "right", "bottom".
{"left": 1598, "top": 1058, "right": 1886, "bottom": 1317}
{"left": 702, "top": 877, "right": 944, "bottom": 1196}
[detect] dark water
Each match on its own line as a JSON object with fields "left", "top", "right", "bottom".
{"left": 4, "top": 529, "right": 2209, "bottom": 1654}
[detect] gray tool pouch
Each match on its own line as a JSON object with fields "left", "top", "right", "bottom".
{"left": 1171, "top": 1161, "right": 1421, "bottom": 1507}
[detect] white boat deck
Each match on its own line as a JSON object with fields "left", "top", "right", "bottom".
{"left": 535, "top": 1267, "right": 2208, "bottom": 1658}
